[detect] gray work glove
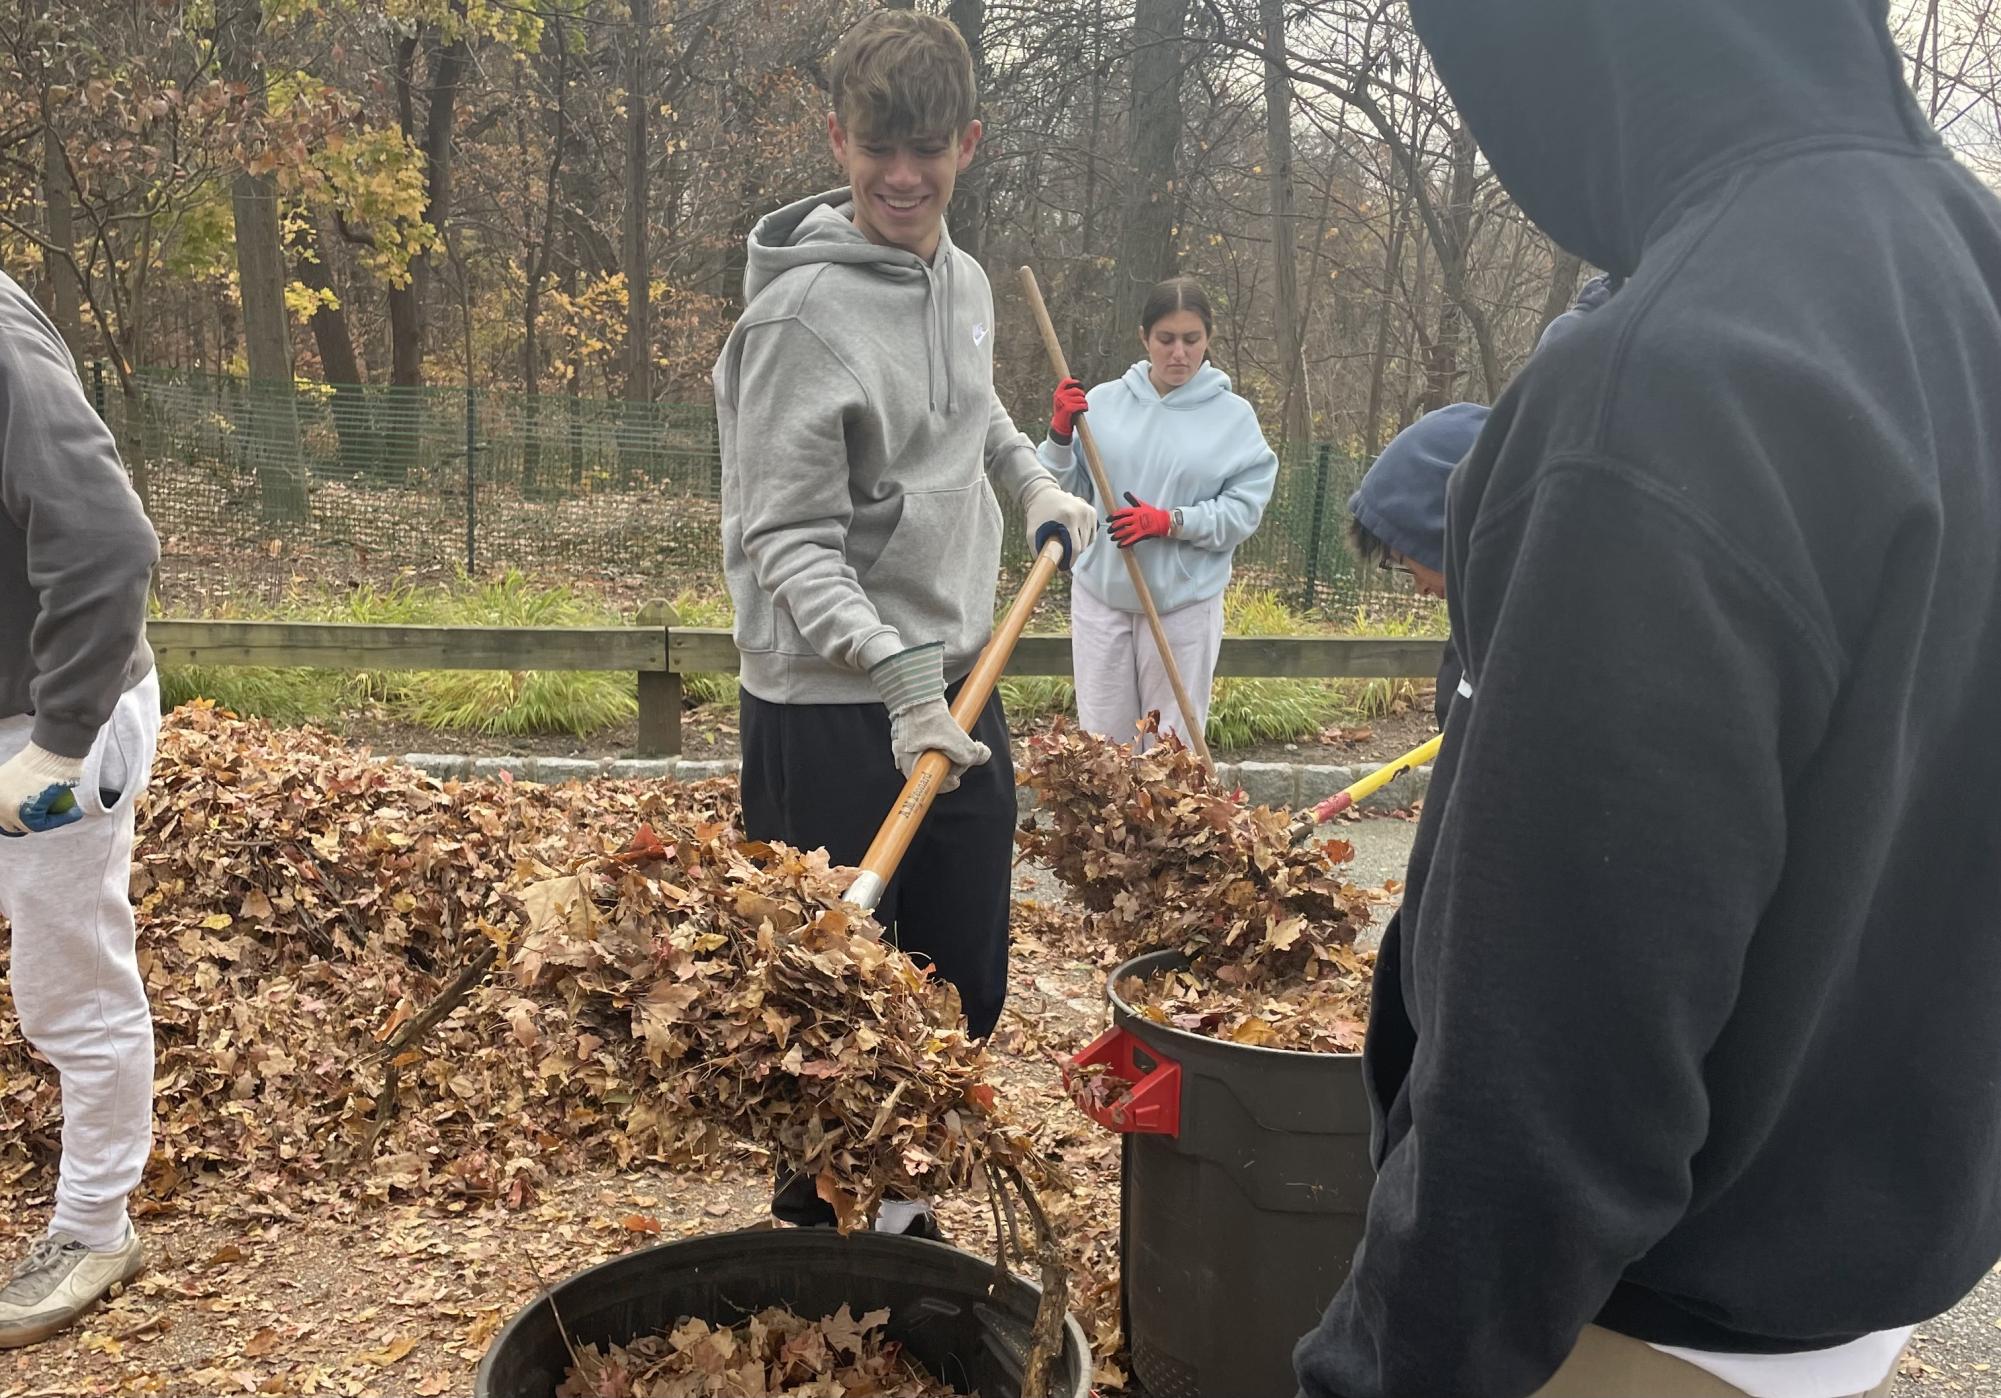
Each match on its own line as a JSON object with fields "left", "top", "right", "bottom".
{"left": 868, "top": 642, "right": 991, "bottom": 793}
{"left": 1018, "top": 475, "right": 1097, "bottom": 569}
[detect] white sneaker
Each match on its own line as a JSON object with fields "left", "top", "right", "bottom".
{"left": 0, "top": 1225, "right": 144, "bottom": 1348}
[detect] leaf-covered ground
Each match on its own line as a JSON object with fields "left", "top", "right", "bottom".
{"left": 0, "top": 892, "right": 1123, "bottom": 1398}
{"left": 0, "top": 709, "right": 1131, "bottom": 1395}
{"left": 0, "top": 712, "right": 1988, "bottom": 1396}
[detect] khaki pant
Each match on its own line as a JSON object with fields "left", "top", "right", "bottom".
{"left": 1532, "top": 1325, "right": 1899, "bottom": 1397}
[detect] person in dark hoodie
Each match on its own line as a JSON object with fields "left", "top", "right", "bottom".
{"left": 712, "top": 9, "right": 1094, "bottom": 1238}
{"left": 1295, "top": 2, "right": 2001, "bottom": 1396}
{"left": 0, "top": 271, "right": 162, "bottom": 1346}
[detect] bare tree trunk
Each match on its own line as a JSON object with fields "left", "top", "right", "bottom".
{"left": 623, "top": 0, "right": 653, "bottom": 407}
{"left": 388, "top": 34, "right": 424, "bottom": 392}
{"left": 1363, "top": 192, "right": 1409, "bottom": 458}
{"left": 1108, "top": 0, "right": 1191, "bottom": 382}
{"left": 1261, "top": 0, "right": 1306, "bottom": 449}
{"left": 383, "top": 16, "right": 469, "bottom": 478}
{"left": 40, "top": 129, "right": 82, "bottom": 360}
{"left": 293, "top": 212, "right": 375, "bottom": 474}
{"left": 620, "top": 0, "right": 656, "bottom": 485}
{"left": 946, "top": 0, "right": 989, "bottom": 261}
{"left": 387, "top": 17, "right": 469, "bottom": 392}
{"left": 523, "top": 13, "right": 570, "bottom": 497}
{"left": 217, "top": 0, "right": 307, "bottom": 522}
{"left": 1073, "top": 0, "right": 1108, "bottom": 370}
{"left": 1420, "top": 121, "right": 1486, "bottom": 411}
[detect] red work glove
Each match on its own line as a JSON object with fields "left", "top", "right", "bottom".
{"left": 1108, "top": 492, "right": 1173, "bottom": 548}
{"left": 1050, "top": 376, "right": 1088, "bottom": 441}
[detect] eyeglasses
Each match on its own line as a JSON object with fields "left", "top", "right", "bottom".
{"left": 1377, "top": 557, "right": 1415, "bottom": 578}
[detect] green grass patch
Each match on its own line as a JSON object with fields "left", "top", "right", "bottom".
{"left": 669, "top": 589, "right": 738, "bottom": 709}
{"left": 159, "top": 571, "right": 640, "bottom": 736}
{"left": 1205, "top": 587, "right": 1354, "bottom": 749}
{"left": 997, "top": 674, "right": 1075, "bottom": 722}
{"left": 157, "top": 664, "right": 353, "bottom": 727}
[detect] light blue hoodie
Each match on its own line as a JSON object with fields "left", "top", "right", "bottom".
{"left": 1037, "top": 361, "right": 1278, "bottom": 614}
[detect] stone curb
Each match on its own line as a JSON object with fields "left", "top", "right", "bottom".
{"left": 397, "top": 752, "right": 1431, "bottom": 816}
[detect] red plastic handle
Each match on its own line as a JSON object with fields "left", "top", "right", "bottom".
{"left": 1063, "top": 1025, "right": 1182, "bottom": 1136}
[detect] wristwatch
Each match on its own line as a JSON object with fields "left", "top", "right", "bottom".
{"left": 1170, "top": 507, "right": 1185, "bottom": 537}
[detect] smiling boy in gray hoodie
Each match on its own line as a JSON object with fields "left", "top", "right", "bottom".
{"left": 712, "top": 10, "right": 1094, "bottom": 1234}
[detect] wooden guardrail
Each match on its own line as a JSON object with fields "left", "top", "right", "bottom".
{"left": 148, "top": 610, "right": 1445, "bottom": 760}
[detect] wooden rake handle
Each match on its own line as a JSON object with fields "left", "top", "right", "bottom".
{"left": 1015, "top": 266, "right": 1217, "bottom": 775}
{"left": 846, "top": 535, "right": 1068, "bottom": 912}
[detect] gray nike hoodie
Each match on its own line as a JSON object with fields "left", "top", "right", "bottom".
{"left": 713, "top": 188, "right": 1050, "bottom": 704}
{"left": 0, "top": 272, "right": 158, "bottom": 756}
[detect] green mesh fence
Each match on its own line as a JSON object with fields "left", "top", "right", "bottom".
{"left": 102, "top": 367, "right": 1393, "bottom": 615}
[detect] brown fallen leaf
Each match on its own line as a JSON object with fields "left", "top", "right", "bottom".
{"left": 241, "top": 1325, "right": 280, "bottom": 1358}
{"left": 353, "top": 1334, "right": 418, "bottom": 1367}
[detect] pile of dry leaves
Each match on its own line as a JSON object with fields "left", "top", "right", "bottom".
{"left": 559, "top": 1305, "right": 967, "bottom": 1398}
{"left": 1016, "top": 719, "right": 1374, "bottom": 988}
{"left": 0, "top": 703, "right": 740, "bottom": 1202}
{"left": 1018, "top": 720, "right": 1383, "bottom": 1055}
{"left": 512, "top": 823, "right": 1021, "bottom": 1230}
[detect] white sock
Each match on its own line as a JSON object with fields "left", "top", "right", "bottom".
{"left": 873, "top": 1199, "right": 935, "bottom": 1234}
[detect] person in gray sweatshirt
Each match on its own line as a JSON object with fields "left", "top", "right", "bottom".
{"left": 712, "top": 10, "right": 1094, "bottom": 1236}
{"left": 0, "top": 271, "right": 162, "bottom": 1346}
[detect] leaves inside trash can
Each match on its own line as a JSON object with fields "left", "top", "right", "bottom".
{"left": 557, "top": 1304, "right": 975, "bottom": 1397}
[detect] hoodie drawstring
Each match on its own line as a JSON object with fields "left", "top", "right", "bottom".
{"left": 921, "top": 258, "right": 954, "bottom": 415}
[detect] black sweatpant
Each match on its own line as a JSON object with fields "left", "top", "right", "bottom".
{"left": 738, "top": 683, "right": 1015, "bottom": 1036}
{"left": 742, "top": 684, "right": 1016, "bottom": 1228}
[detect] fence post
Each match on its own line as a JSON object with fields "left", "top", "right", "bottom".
{"left": 464, "top": 385, "right": 478, "bottom": 574}
{"left": 89, "top": 360, "right": 106, "bottom": 420}
{"left": 636, "top": 598, "right": 683, "bottom": 760}
{"left": 1301, "top": 441, "right": 1333, "bottom": 612}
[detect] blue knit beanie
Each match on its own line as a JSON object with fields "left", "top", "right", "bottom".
{"left": 1535, "top": 272, "right": 1617, "bottom": 354}
{"left": 1348, "top": 402, "right": 1488, "bottom": 574}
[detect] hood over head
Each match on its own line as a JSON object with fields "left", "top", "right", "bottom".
{"left": 1407, "top": 0, "right": 1933, "bottom": 277}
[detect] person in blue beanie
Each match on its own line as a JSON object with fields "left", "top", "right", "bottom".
{"left": 1347, "top": 401, "right": 1487, "bottom": 603}
{"left": 1040, "top": 276, "right": 1278, "bottom": 748}
{"left": 1534, "top": 273, "right": 1618, "bottom": 355}
{"left": 1346, "top": 401, "right": 1486, "bottom": 724}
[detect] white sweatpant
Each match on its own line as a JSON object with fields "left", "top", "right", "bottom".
{"left": 1070, "top": 582, "right": 1224, "bottom": 750}
{"left": 0, "top": 671, "right": 160, "bottom": 1249}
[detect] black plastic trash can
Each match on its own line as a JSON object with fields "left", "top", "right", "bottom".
{"left": 474, "top": 1225, "right": 1093, "bottom": 1398}
{"left": 1069, "top": 949, "right": 1374, "bottom": 1398}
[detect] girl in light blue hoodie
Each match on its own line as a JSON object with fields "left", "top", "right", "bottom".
{"left": 1039, "top": 277, "right": 1278, "bottom": 747}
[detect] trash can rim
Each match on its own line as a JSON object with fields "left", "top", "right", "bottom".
{"left": 1108, "top": 946, "right": 1364, "bottom": 1063}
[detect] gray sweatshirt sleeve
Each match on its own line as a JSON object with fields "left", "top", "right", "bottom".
{"left": 0, "top": 307, "right": 159, "bottom": 757}
{"left": 984, "top": 387, "right": 1049, "bottom": 505}
{"left": 732, "top": 318, "right": 904, "bottom": 675}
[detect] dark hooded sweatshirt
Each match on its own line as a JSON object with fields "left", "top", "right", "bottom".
{"left": 1295, "top": 3, "right": 2001, "bottom": 1396}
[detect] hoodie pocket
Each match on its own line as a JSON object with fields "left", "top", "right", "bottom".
{"left": 860, "top": 482, "right": 1003, "bottom": 658}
